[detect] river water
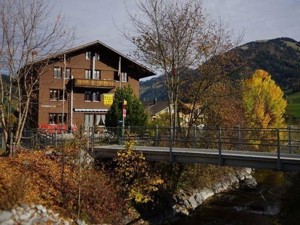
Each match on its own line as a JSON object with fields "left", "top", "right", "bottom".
{"left": 171, "top": 170, "right": 300, "bottom": 225}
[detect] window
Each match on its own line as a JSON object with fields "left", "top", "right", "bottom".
{"left": 85, "top": 91, "right": 100, "bottom": 102}
{"left": 92, "top": 91, "right": 100, "bottom": 101}
{"left": 85, "top": 70, "right": 91, "bottom": 79}
{"left": 95, "top": 53, "right": 100, "bottom": 61}
{"left": 50, "top": 89, "right": 58, "bottom": 101}
{"left": 86, "top": 51, "right": 92, "bottom": 60}
{"left": 50, "top": 89, "right": 67, "bottom": 101}
{"left": 94, "top": 70, "right": 100, "bottom": 80}
{"left": 84, "top": 114, "right": 106, "bottom": 130}
{"left": 65, "top": 68, "right": 71, "bottom": 79}
{"left": 49, "top": 113, "right": 67, "bottom": 124}
{"left": 54, "top": 67, "right": 62, "bottom": 78}
{"left": 85, "top": 91, "right": 92, "bottom": 101}
{"left": 121, "top": 72, "right": 127, "bottom": 82}
{"left": 96, "top": 114, "right": 106, "bottom": 126}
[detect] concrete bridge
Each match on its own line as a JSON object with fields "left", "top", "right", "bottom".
{"left": 90, "top": 126, "right": 300, "bottom": 172}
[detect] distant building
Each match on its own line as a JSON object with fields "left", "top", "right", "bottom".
{"left": 26, "top": 40, "right": 154, "bottom": 132}
{"left": 144, "top": 99, "right": 205, "bottom": 127}
{"left": 144, "top": 99, "right": 170, "bottom": 120}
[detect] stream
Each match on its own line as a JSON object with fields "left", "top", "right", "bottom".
{"left": 170, "top": 170, "right": 300, "bottom": 225}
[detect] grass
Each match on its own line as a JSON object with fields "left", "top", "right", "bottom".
{"left": 286, "top": 92, "right": 300, "bottom": 118}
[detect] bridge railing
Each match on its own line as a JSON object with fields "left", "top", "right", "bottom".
{"left": 17, "top": 126, "right": 300, "bottom": 155}
{"left": 90, "top": 125, "right": 300, "bottom": 154}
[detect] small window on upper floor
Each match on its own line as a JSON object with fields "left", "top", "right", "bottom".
{"left": 85, "top": 69, "right": 91, "bottom": 79}
{"left": 85, "top": 91, "right": 100, "bottom": 102}
{"left": 121, "top": 72, "right": 127, "bottom": 82}
{"left": 86, "top": 51, "right": 92, "bottom": 60}
{"left": 94, "top": 70, "right": 101, "bottom": 80}
{"left": 54, "top": 67, "right": 62, "bottom": 78}
{"left": 50, "top": 89, "right": 67, "bottom": 101}
{"left": 65, "top": 68, "right": 71, "bottom": 79}
{"left": 95, "top": 53, "right": 100, "bottom": 61}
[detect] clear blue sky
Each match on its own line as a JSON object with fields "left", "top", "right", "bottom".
{"left": 52, "top": 0, "right": 300, "bottom": 55}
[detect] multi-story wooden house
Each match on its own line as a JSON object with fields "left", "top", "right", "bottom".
{"left": 28, "top": 40, "right": 154, "bottom": 132}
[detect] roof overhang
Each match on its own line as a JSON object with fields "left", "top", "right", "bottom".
{"left": 74, "top": 108, "right": 109, "bottom": 113}
{"left": 29, "top": 40, "right": 155, "bottom": 78}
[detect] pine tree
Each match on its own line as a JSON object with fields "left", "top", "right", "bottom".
{"left": 105, "top": 86, "right": 148, "bottom": 127}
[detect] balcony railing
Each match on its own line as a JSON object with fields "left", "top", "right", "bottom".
{"left": 74, "top": 78, "right": 115, "bottom": 89}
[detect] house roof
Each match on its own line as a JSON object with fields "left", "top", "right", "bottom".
{"left": 30, "top": 40, "right": 155, "bottom": 79}
{"left": 144, "top": 101, "right": 169, "bottom": 116}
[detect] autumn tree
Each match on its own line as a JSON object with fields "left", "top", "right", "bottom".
{"left": 113, "top": 140, "right": 164, "bottom": 204}
{"left": 241, "top": 69, "right": 287, "bottom": 151}
{"left": 242, "top": 69, "right": 287, "bottom": 128}
{"left": 127, "top": 0, "right": 242, "bottom": 128}
{"left": 105, "top": 86, "right": 148, "bottom": 127}
{"left": 204, "top": 81, "right": 246, "bottom": 127}
{"left": 0, "top": 0, "right": 74, "bottom": 155}
{"left": 181, "top": 53, "right": 245, "bottom": 128}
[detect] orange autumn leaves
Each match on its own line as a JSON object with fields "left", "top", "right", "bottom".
{"left": 242, "top": 69, "right": 287, "bottom": 129}
{"left": 0, "top": 148, "right": 125, "bottom": 224}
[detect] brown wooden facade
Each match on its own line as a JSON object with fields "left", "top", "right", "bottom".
{"left": 28, "top": 41, "right": 154, "bottom": 131}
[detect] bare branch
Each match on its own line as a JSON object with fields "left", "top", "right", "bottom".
{"left": 126, "top": 0, "right": 243, "bottom": 127}
{"left": 0, "top": 0, "right": 75, "bottom": 153}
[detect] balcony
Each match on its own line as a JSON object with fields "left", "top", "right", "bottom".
{"left": 74, "top": 78, "right": 116, "bottom": 89}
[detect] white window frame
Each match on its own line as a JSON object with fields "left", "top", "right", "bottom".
{"left": 94, "top": 70, "right": 100, "bottom": 80}
{"left": 85, "top": 91, "right": 100, "bottom": 102}
{"left": 95, "top": 53, "right": 100, "bottom": 61}
{"left": 54, "top": 67, "right": 62, "bottom": 78}
{"left": 65, "top": 68, "right": 71, "bottom": 79}
{"left": 86, "top": 51, "right": 92, "bottom": 60}
{"left": 50, "top": 89, "right": 66, "bottom": 101}
{"left": 85, "top": 69, "right": 91, "bottom": 79}
{"left": 121, "top": 72, "right": 127, "bottom": 82}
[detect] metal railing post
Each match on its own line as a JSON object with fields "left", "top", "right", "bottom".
{"left": 237, "top": 125, "right": 241, "bottom": 151}
{"left": 218, "top": 127, "right": 223, "bottom": 166}
{"left": 193, "top": 125, "right": 196, "bottom": 148}
{"left": 169, "top": 126, "right": 173, "bottom": 163}
{"left": 288, "top": 126, "right": 292, "bottom": 154}
{"left": 277, "top": 128, "right": 281, "bottom": 170}
{"left": 155, "top": 125, "right": 158, "bottom": 147}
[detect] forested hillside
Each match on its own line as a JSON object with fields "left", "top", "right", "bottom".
{"left": 140, "top": 37, "right": 300, "bottom": 101}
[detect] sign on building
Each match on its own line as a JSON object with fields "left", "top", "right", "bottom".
{"left": 103, "top": 94, "right": 114, "bottom": 106}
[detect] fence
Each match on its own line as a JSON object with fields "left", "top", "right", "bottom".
{"left": 1, "top": 126, "right": 300, "bottom": 154}
{"left": 91, "top": 126, "right": 300, "bottom": 154}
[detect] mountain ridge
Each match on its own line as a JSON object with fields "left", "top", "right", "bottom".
{"left": 140, "top": 37, "right": 300, "bottom": 101}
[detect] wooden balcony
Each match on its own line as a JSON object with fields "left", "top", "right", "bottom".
{"left": 74, "top": 78, "right": 116, "bottom": 89}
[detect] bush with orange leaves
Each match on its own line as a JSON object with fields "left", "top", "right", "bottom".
{"left": 0, "top": 144, "right": 126, "bottom": 224}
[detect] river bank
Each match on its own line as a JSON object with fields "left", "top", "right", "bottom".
{"left": 170, "top": 170, "right": 300, "bottom": 225}
{"left": 140, "top": 167, "right": 256, "bottom": 225}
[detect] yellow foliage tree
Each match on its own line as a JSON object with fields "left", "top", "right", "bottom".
{"left": 242, "top": 69, "right": 287, "bottom": 128}
{"left": 113, "top": 140, "right": 164, "bottom": 204}
{"left": 242, "top": 69, "right": 287, "bottom": 151}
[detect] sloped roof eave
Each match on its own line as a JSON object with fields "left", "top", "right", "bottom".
{"left": 28, "top": 40, "right": 155, "bottom": 77}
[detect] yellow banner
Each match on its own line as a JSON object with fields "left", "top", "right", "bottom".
{"left": 103, "top": 94, "right": 114, "bottom": 106}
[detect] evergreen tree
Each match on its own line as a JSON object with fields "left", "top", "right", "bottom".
{"left": 106, "top": 86, "right": 148, "bottom": 127}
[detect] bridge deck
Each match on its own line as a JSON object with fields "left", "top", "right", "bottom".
{"left": 93, "top": 145, "right": 300, "bottom": 172}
